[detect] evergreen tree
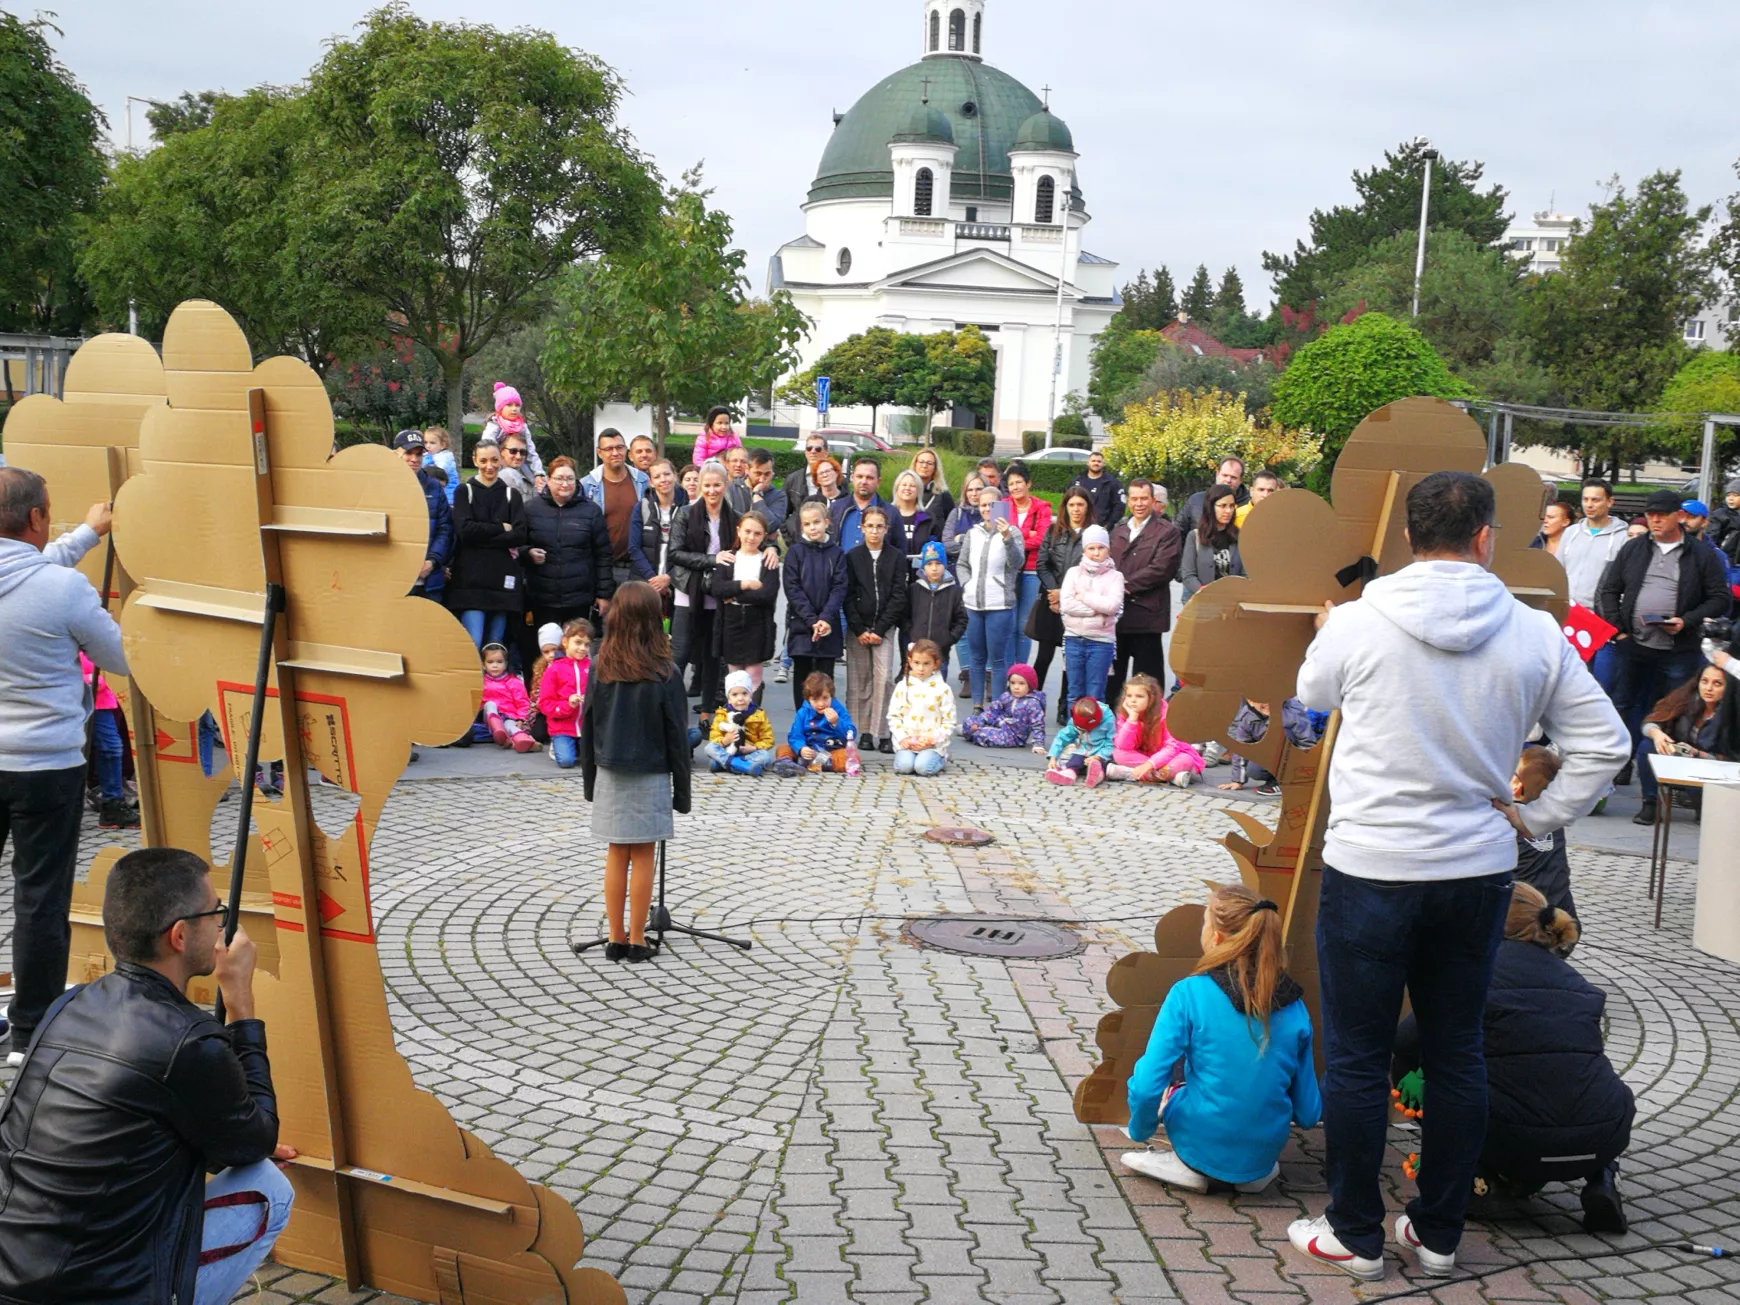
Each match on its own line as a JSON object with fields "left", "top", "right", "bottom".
{"left": 1213, "top": 267, "right": 1246, "bottom": 320}
{"left": 1150, "top": 266, "right": 1178, "bottom": 326}
{"left": 1181, "top": 264, "right": 1214, "bottom": 321}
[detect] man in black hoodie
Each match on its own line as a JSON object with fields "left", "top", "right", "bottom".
{"left": 1069, "top": 450, "right": 1125, "bottom": 528}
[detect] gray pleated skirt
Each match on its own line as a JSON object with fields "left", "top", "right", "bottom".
{"left": 591, "top": 766, "right": 674, "bottom": 843}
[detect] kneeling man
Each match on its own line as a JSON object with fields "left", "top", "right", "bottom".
{"left": 0, "top": 847, "right": 296, "bottom": 1304}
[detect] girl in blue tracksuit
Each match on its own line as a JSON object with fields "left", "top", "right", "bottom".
{"left": 1122, "top": 883, "right": 1322, "bottom": 1193}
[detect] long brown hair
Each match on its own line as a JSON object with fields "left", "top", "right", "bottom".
{"left": 1198, "top": 482, "right": 1240, "bottom": 546}
{"left": 1051, "top": 486, "right": 1092, "bottom": 540}
{"left": 591, "top": 581, "right": 672, "bottom": 683}
{"left": 1117, "top": 674, "right": 1167, "bottom": 754}
{"left": 1193, "top": 882, "right": 1287, "bottom": 1047}
{"left": 1505, "top": 881, "right": 1580, "bottom": 951}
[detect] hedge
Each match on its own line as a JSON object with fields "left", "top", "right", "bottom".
{"left": 1020, "top": 429, "right": 1092, "bottom": 454}
{"left": 928, "top": 426, "right": 996, "bottom": 457}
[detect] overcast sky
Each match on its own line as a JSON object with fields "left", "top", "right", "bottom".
{"left": 53, "top": 0, "right": 1740, "bottom": 309}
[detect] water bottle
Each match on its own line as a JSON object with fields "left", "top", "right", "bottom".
{"left": 844, "top": 730, "right": 862, "bottom": 777}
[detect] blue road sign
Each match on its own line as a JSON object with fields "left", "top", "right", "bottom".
{"left": 816, "top": 375, "right": 831, "bottom": 414}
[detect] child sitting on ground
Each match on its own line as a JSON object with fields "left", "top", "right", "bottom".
{"left": 480, "top": 642, "right": 537, "bottom": 752}
{"left": 1045, "top": 698, "right": 1117, "bottom": 788}
{"left": 778, "top": 671, "right": 858, "bottom": 775}
{"left": 885, "top": 639, "right": 957, "bottom": 776}
{"left": 1511, "top": 745, "right": 1578, "bottom": 935}
{"left": 1107, "top": 674, "right": 1204, "bottom": 787}
{"left": 528, "top": 622, "right": 564, "bottom": 744}
{"left": 1121, "top": 882, "right": 1321, "bottom": 1194}
{"left": 962, "top": 663, "right": 1047, "bottom": 753}
{"left": 537, "top": 619, "right": 592, "bottom": 769}
{"left": 1216, "top": 697, "right": 1319, "bottom": 796}
{"left": 706, "top": 671, "right": 776, "bottom": 775}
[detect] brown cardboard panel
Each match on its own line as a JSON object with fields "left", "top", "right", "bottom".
{"left": 28, "top": 299, "right": 618, "bottom": 1303}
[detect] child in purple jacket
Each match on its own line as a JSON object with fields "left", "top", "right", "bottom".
{"left": 962, "top": 663, "right": 1048, "bottom": 753}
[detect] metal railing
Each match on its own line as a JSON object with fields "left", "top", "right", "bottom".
{"left": 0, "top": 333, "right": 87, "bottom": 400}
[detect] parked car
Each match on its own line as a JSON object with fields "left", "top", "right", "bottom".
{"left": 1021, "top": 446, "right": 1092, "bottom": 464}
{"left": 793, "top": 428, "right": 894, "bottom": 459}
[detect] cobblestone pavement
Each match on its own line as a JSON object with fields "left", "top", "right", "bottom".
{"left": 3, "top": 759, "right": 1738, "bottom": 1305}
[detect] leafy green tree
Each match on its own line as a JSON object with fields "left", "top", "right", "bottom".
{"left": 466, "top": 305, "right": 595, "bottom": 463}
{"left": 1520, "top": 171, "right": 1712, "bottom": 472}
{"left": 891, "top": 326, "right": 996, "bottom": 425}
{"left": 1321, "top": 229, "right": 1529, "bottom": 374}
{"left": 1270, "top": 312, "right": 1470, "bottom": 485}
{"left": 778, "top": 327, "right": 903, "bottom": 430}
{"left": 1127, "top": 347, "right": 1278, "bottom": 418}
{"left": 1213, "top": 267, "right": 1246, "bottom": 320}
{"left": 1652, "top": 351, "right": 1740, "bottom": 465}
{"left": 145, "top": 91, "right": 220, "bottom": 140}
{"left": 297, "top": 5, "right": 660, "bottom": 437}
{"left": 542, "top": 178, "right": 810, "bottom": 450}
{"left": 1181, "top": 264, "right": 1215, "bottom": 320}
{"left": 1086, "top": 321, "right": 1165, "bottom": 421}
{"left": 325, "top": 335, "right": 449, "bottom": 445}
{"left": 0, "top": 13, "right": 106, "bottom": 332}
{"left": 80, "top": 88, "right": 375, "bottom": 367}
{"left": 1263, "top": 141, "right": 1509, "bottom": 309}
{"left": 1118, "top": 267, "right": 1177, "bottom": 330}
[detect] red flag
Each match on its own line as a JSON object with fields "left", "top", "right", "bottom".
{"left": 1562, "top": 603, "right": 1617, "bottom": 663}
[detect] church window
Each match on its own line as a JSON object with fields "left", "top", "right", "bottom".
{"left": 914, "top": 168, "right": 934, "bottom": 217}
{"left": 948, "top": 8, "right": 965, "bottom": 50}
{"left": 1035, "top": 175, "right": 1056, "bottom": 225}
{"left": 928, "top": 11, "right": 939, "bottom": 51}
{"left": 837, "top": 247, "right": 853, "bottom": 276}
{"left": 972, "top": 12, "right": 981, "bottom": 52}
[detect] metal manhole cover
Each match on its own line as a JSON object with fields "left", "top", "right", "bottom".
{"left": 922, "top": 825, "right": 995, "bottom": 846}
{"left": 904, "top": 916, "right": 1083, "bottom": 960}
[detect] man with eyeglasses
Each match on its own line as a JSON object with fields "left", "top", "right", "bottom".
{"left": 0, "top": 847, "right": 296, "bottom": 1304}
{"left": 579, "top": 428, "right": 650, "bottom": 594}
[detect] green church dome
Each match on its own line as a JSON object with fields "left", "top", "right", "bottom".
{"left": 892, "top": 103, "right": 955, "bottom": 145}
{"left": 1012, "top": 109, "right": 1073, "bottom": 153}
{"left": 810, "top": 55, "right": 1060, "bottom": 206}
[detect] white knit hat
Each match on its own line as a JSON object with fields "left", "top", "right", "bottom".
{"left": 537, "top": 623, "right": 563, "bottom": 649}
{"left": 1082, "top": 524, "right": 1111, "bottom": 548}
{"left": 724, "top": 670, "right": 754, "bottom": 696}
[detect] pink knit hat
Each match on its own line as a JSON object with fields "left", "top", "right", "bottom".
{"left": 493, "top": 381, "right": 522, "bottom": 411}
{"left": 1006, "top": 663, "right": 1039, "bottom": 693}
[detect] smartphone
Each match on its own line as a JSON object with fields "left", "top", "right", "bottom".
{"left": 1640, "top": 614, "right": 1671, "bottom": 625}
{"left": 988, "top": 501, "right": 1011, "bottom": 525}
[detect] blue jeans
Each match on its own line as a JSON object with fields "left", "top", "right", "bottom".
{"left": 965, "top": 608, "right": 1015, "bottom": 707}
{"left": 1317, "top": 866, "right": 1512, "bottom": 1260}
{"left": 92, "top": 710, "right": 124, "bottom": 800}
{"left": 1007, "top": 571, "right": 1040, "bottom": 667}
{"left": 895, "top": 748, "right": 946, "bottom": 775}
{"left": 193, "top": 1159, "right": 295, "bottom": 1305}
{"left": 1610, "top": 641, "right": 1699, "bottom": 799}
{"left": 703, "top": 742, "right": 774, "bottom": 770}
{"left": 1063, "top": 636, "right": 1115, "bottom": 709}
{"left": 458, "top": 609, "right": 508, "bottom": 649}
{"left": 551, "top": 734, "right": 579, "bottom": 768}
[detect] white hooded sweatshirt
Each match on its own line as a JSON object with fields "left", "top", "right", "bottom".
{"left": 1296, "top": 560, "right": 1629, "bottom": 881}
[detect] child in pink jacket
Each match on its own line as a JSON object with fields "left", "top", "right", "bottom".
{"left": 537, "top": 620, "right": 592, "bottom": 769}
{"left": 694, "top": 405, "right": 744, "bottom": 465}
{"left": 1059, "top": 525, "right": 1125, "bottom": 706}
{"left": 1107, "top": 674, "right": 1203, "bottom": 786}
{"left": 480, "top": 642, "right": 537, "bottom": 752}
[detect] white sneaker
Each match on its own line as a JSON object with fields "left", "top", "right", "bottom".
{"left": 1201, "top": 740, "right": 1228, "bottom": 766}
{"left": 774, "top": 664, "right": 789, "bottom": 683}
{"left": 1234, "top": 1162, "right": 1279, "bottom": 1193}
{"left": 1105, "top": 763, "right": 1134, "bottom": 782}
{"left": 5, "top": 1052, "right": 23, "bottom": 1068}
{"left": 1172, "top": 770, "right": 1196, "bottom": 788}
{"left": 1119, "top": 1149, "right": 1209, "bottom": 1193}
{"left": 1393, "top": 1213, "right": 1455, "bottom": 1277}
{"left": 1287, "top": 1215, "right": 1385, "bottom": 1281}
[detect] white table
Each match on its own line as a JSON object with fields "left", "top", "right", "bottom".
{"left": 1644, "top": 753, "right": 1740, "bottom": 928}
{"left": 1696, "top": 784, "right": 1740, "bottom": 964}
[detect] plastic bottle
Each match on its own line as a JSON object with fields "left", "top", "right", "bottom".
{"left": 844, "top": 730, "right": 862, "bottom": 777}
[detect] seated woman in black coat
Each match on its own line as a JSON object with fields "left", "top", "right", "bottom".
{"left": 1393, "top": 882, "right": 1634, "bottom": 1233}
{"left": 1635, "top": 663, "right": 1739, "bottom": 823}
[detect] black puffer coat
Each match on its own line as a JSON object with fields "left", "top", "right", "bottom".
{"left": 448, "top": 476, "right": 527, "bottom": 613}
{"left": 710, "top": 557, "right": 780, "bottom": 664}
{"left": 523, "top": 489, "right": 614, "bottom": 611}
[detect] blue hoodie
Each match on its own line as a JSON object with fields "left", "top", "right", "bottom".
{"left": 788, "top": 699, "right": 857, "bottom": 755}
{"left": 0, "top": 533, "right": 129, "bottom": 770}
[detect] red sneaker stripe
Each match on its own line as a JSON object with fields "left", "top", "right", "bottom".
{"left": 1308, "top": 1236, "right": 1355, "bottom": 1262}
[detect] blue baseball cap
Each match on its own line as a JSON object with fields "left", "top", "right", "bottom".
{"left": 1683, "top": 499, "right": 1711, "bottom": 517}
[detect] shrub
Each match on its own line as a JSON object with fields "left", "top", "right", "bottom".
{"left": 930, "top": 426, "right": 995, "bottom": 457}
{"left": 1054, "top": 412, "right": 1090, "bottom": 439}
{"left": 1105, "top": 388, "right": 1322, "bottom": 489}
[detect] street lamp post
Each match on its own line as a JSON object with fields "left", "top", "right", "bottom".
{"left": 1411, "top": 139, "right": 1439, "bottom": 319}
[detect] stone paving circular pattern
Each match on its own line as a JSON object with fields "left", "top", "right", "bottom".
{"left": 3, "top": 761, "right": 1738, "bottom": 1304}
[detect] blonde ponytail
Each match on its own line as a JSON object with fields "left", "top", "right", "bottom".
{"left": 1194, "top": 882, "right": 1288, "bottom": 1048}
{"left": 1504, "top": 881, "right": 1580, "bottom": 951}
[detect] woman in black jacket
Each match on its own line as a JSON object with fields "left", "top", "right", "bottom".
{"left": 579, "top": 581, "right": 692, "bottom": 964}
{"left": 448, "top": 441, "right": 528, "bottom": 649}
{"left": 709, "top": 509, "right": 781, "bottom": 685}
{"left": 1392, "top": 882, "right": 1634, "bottom": 1233}
{"left": 843, "top": 507, "right": 910, "bottom": 751}
{"left": 668, "top": 463, "right": 740, "bottom": 717}
{"left": 522, "top": 455, "right": 613, "bottom": 668}
{"left": 1034, "top": 487, "right": 1091, "bottom": 725}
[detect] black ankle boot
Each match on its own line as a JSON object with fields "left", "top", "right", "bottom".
{"left": 1580, "top": 1162, "right": 1627, "bottom": 1234}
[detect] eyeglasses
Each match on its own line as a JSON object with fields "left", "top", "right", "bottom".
{"left": 502, "top": 447, "right": 527, "bottom": 457}
{"left": 165, "top": 905, "right": 227, "bottom": 933}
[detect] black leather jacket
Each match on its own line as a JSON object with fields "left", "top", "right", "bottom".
{"left": 0, "top": 964, "right": 279, "bottom": 1304}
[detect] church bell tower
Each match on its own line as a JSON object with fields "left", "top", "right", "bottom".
{"left": 922, "top": 0, "right": 986, "bottom": 61}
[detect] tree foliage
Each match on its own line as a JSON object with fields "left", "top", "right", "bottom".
{"left": 1126, "top": 347, "right": 1278, "bottom": 419}
{"left": 1118, "top": 267, "right": 1177, "bottom": 330}
{"left": 1270, "top": 312, "right": 1470, "bottom": 482}
{"left": 778, "top": 327, "right": 903, "bottom": 428}
{"left": 1105, "top": 389, "right": 1321, "bottom": 485}
{"left": 891, "top": 326, "right": 996, "bottom": 421}
{"left": 0, "top": 13, "right": 106, "bottom": 332}
{"left": 1263, "top": 140, "right": 1509, "bottom": 309}
{"left": 1086, "top": 322, "right": 1165, "bottom": 422}
{"left": 1181, "top": 264, "right": 1215, "bottom": 320}
{"left": 296, "top": 3, "right": 661, "bottom": 434}
{"left": 541, "top": 177, "right": 809, "bottom": 448}
{"left": 1213, "top": 267, "right": 1246, "bottom": 320}
{"left": 145, "top": 91, "right": 220, "bottom": 140}
{"left": 1652, "top": 351, "right": 1740, "bottom": 464}
{"left": 324, "top": 335, "right": 449, "bottom": 444}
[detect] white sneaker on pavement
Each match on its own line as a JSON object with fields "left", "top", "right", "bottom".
{"left": 6, "top": 1052, "right": 23, "bottom": 1068}
{"left": 1234, "top": 1162, "right": 1279, "bottom": 1193}
{"left": 1287, "top": 1215, "right": 1385, "bottom": 1281}
{"left": 1119, "top": 1149, "right": 1209, "bottom": 1193}
{"left": 1172, "top": 770, "right": 1196, "bottom": 788}
{"left": 1105, "top": 763, "right": 1133, "bottom": 782}
{"left": 1393, "top": 1213, "right": 1455, "bottom": 1277}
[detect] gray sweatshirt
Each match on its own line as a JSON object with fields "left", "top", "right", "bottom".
{"left": 0, "top": 533, "right": 129, "bottom": 771}
{"left": 1557, "top": 516, "right": 1629, "bottom": 610}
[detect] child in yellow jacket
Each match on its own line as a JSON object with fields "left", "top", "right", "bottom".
{"left": 886, "top": 639, "right": 957, "bottom": 777}
{"left": 705, "top": 670, "right": 776, "bottom": 776}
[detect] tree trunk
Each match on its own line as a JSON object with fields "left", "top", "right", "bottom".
{"left": 442, "top": 352, "right": 467, "bottom": 455}
{"left": 655, "top": 401, "right": 670, "bottom": 457}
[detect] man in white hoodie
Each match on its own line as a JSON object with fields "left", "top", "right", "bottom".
{"left": 1286, "top": 471, "right": 1628, "bottom": 1283}
{"left": 0, "top": 468, "right": 129, "bottom": 1064}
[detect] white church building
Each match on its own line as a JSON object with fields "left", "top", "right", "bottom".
{"left": 769, "top": 0, "right": 1120, "bottom": 443}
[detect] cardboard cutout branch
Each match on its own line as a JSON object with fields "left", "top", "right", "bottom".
{"left": 3, "top": 302, "right": 621, "bottom": 1304}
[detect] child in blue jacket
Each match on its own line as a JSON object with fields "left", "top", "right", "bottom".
{"left": 1121, "top": 883, "right": 1321, "bottom": 1193}
{"left": 781, "top": 670, "right": 858, "bottom": 774}
{"left": 1043, "top": 698, "right": 1117, "bottom": 787}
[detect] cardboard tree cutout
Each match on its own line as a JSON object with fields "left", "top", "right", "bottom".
{"left": 1073, "top": 398, "right": 1564, "bottom": 1126}
{"left": 2, "top": 302, "right": 622, "bottom": 1304}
